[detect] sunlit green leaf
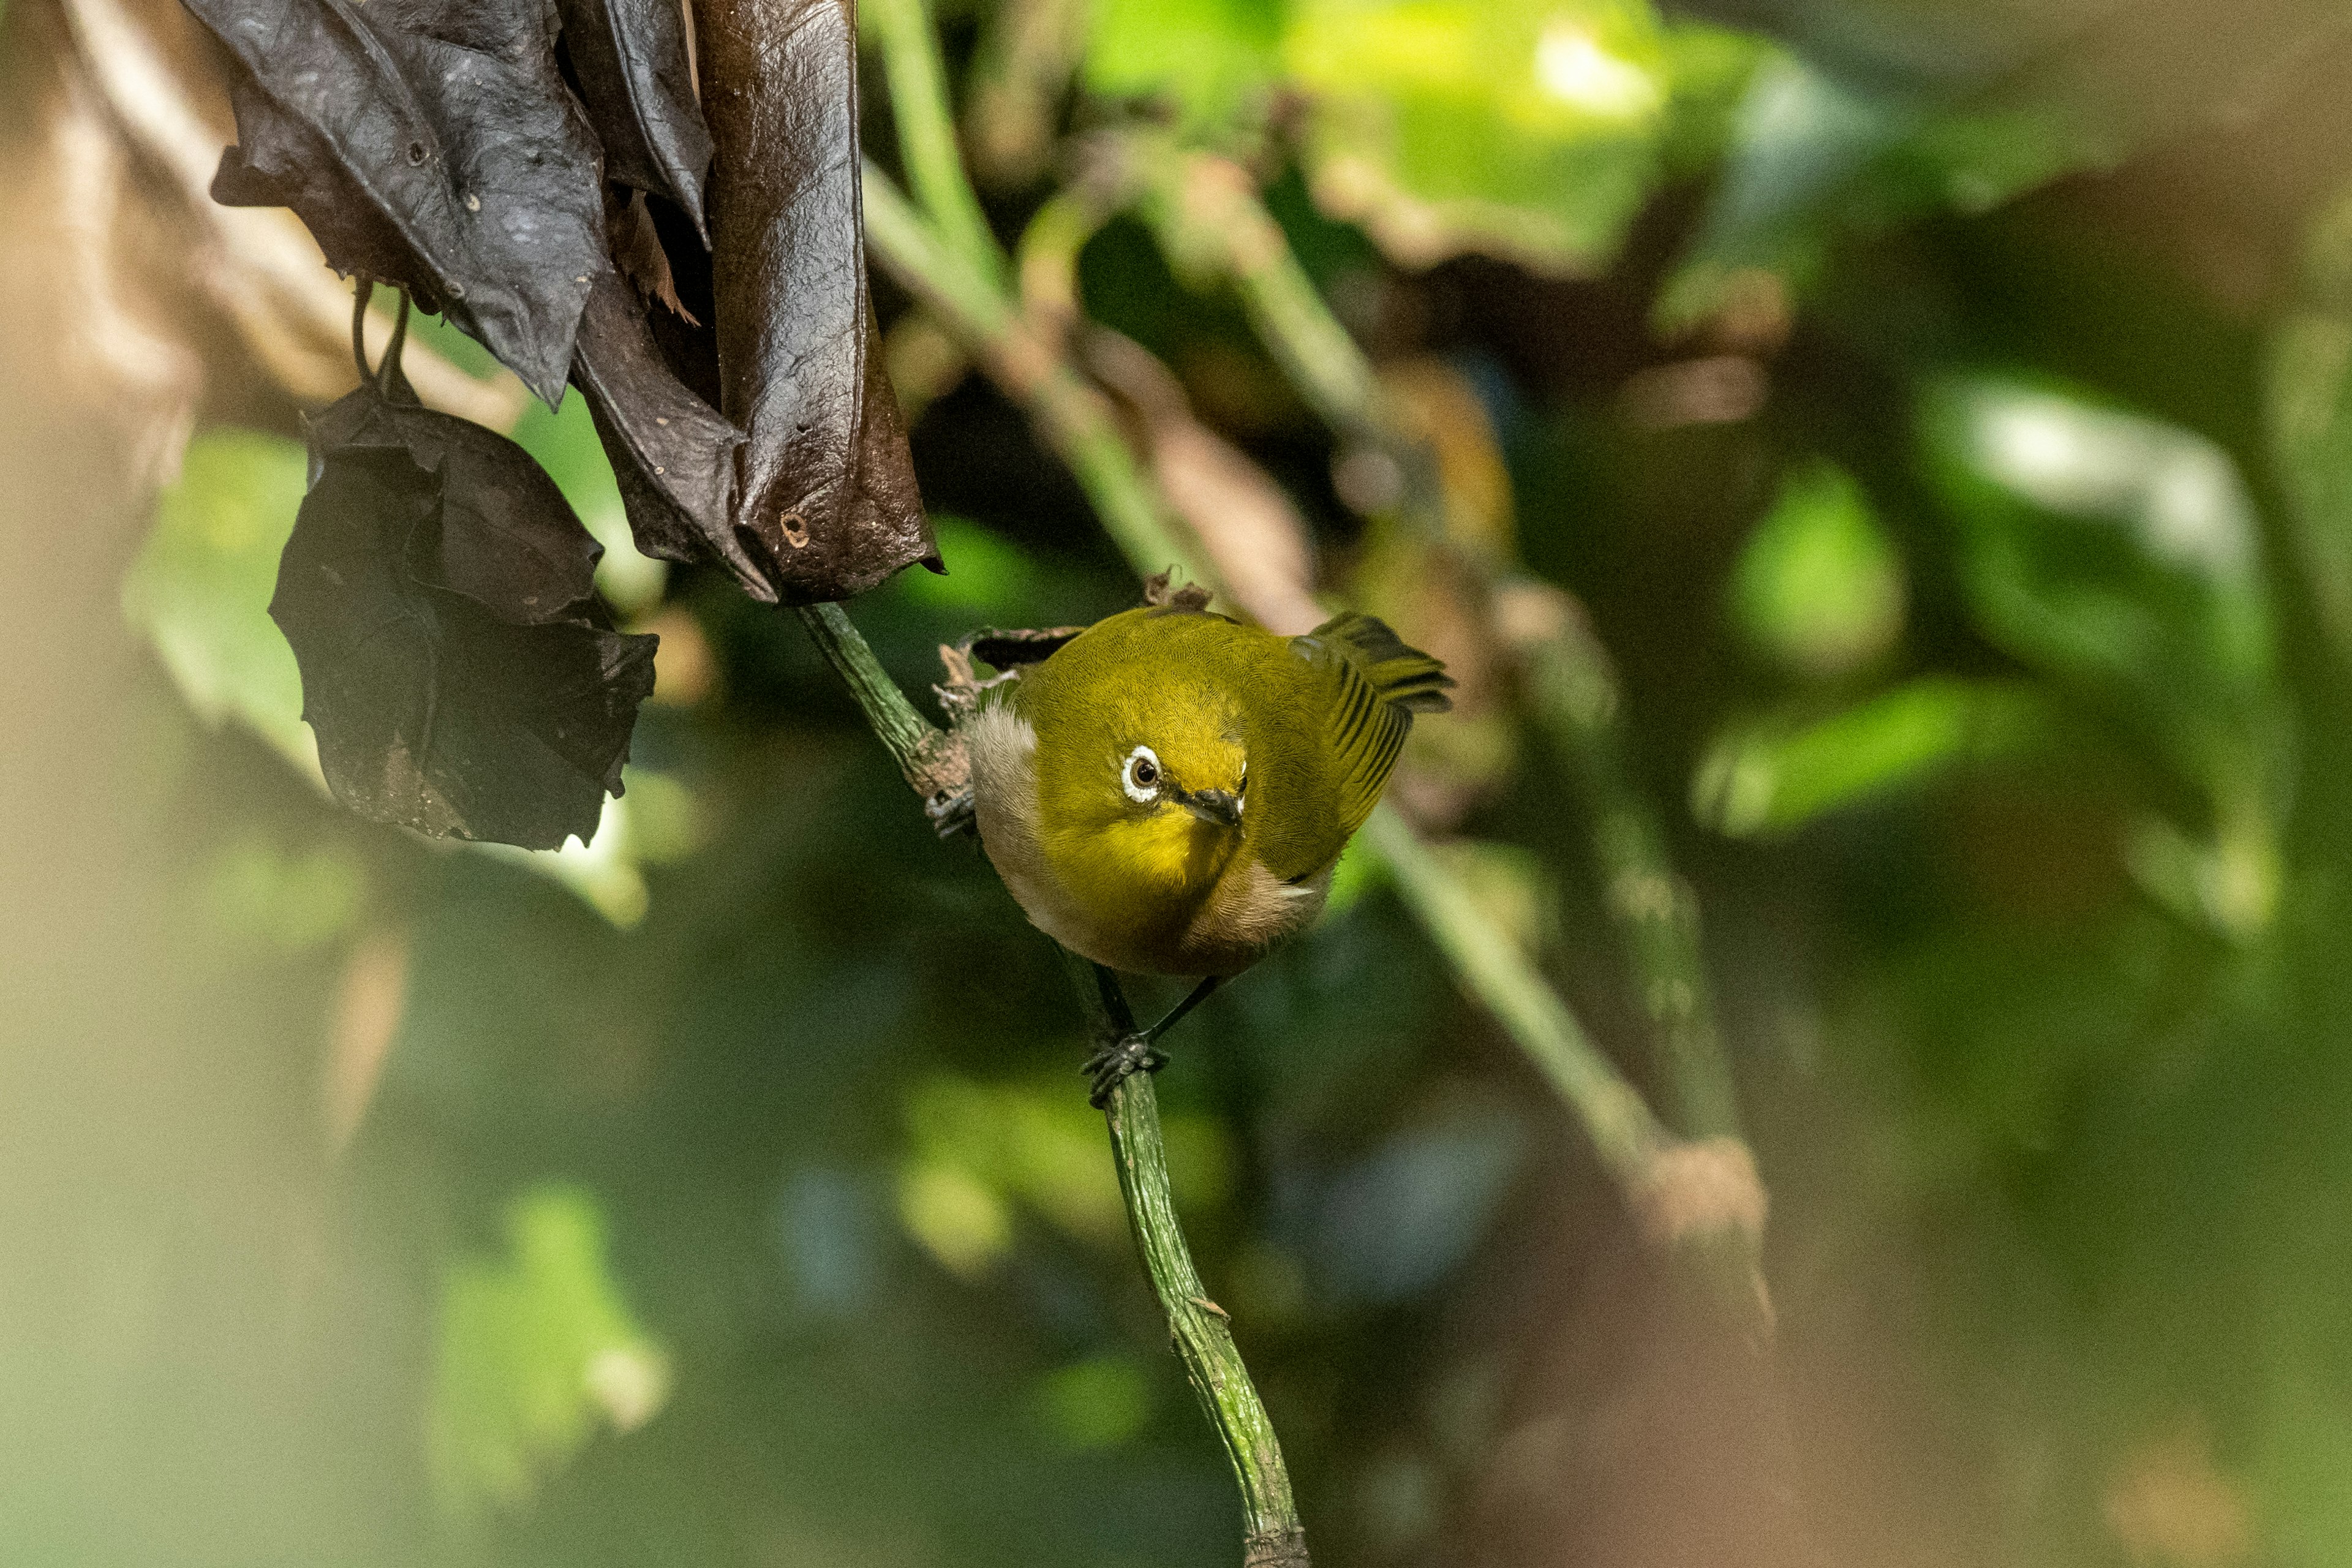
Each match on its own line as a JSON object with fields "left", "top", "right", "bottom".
{"left": 123, "top": 429, "right": 318, "bottom": 778}
{"left": 1082, "top": 0, "right": 1282, "bottom": 127}
{"left": 1694, "top": 677, "right": 2048, "bottom": 837}
{"left": 1284, "top": 0, "right": 1671, "bottom": 274}
{"left": 429, "top": 1185, "right": 669, "bottom": 1518}
{"left": 1732, "top": 458, "right": 1905, "bottom": 679}
{"left": 1920, "top": 375, "right": 2279, "bottom": 782}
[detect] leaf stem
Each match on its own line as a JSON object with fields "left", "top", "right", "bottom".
{"left": 795, "top": 603, "right": 968, "bottom": 827}
{"left": 1363, "top": 809, "right": 1670, "bottom": 1192}
{"left": 864, "top": 0, "right": 1006, "bottom": 288}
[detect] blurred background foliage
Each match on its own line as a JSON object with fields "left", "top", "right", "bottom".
{"left": 10, "top": 0, "right": 2352, "bottom": 1564}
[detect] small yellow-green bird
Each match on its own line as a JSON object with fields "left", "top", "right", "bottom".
{"left": 967, "top": 587, "right": 1451, "bottom": 1099}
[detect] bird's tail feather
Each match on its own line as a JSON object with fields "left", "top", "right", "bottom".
{"left": 1308, "top": 612, "right": 1455, "bottom": 713}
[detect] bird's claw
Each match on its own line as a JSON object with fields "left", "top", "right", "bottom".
{"left": 1085, "top": 1032, "right": 1167, "bottom": 1107}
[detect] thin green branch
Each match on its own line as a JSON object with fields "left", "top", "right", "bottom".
{"left": 797, "top": 602, "right": 1307, "bottom": 1562}
{"left": 862, "top": 162, "right": 1211, "bottom": 587}
{"left": 1066, "top": 955, "right": 1309, "bottom": 1568}
{"left": 1363, "top": 809, "right": 1670, "bottom": 1192}
{"left": 796, "top": 604, "right": 968, "bottom": 827}
{"left": 864, "top": 0, "right": 1005, "bottom": 287}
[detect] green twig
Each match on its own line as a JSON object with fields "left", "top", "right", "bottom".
{"left": 862, "top": 163, "right": 1211, "bottom": 587}
{"left": 1364, "top": 810, "right": 1670, "bottom": 1192}
{"left": 796, "top": 603, "right": 969, "bottom": 831}
{"left": 864, "top": 0, "right": 1006, "bottom": 287}
{"left": 1066, "top": 955, "right": 1310, "bottom": 1568}
{"left": 796, "top": 601, "right": 1306, "bottom": 1562}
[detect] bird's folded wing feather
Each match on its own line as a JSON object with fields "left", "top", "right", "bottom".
{"left": 1292, "top": 612, "right": 1454, "bottom": 840}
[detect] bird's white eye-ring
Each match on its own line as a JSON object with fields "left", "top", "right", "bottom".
{"left": 1121, "top": 745, "right": 1163, "bottom": 803}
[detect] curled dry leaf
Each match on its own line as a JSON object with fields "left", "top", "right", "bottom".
{"left": 275, "top": 382, "right": 658, "bottom": 850}
{"left": 190, "top": 0, "right": 609, "bottom": 405}
{"left": 569, "top": 269, "right": 771, "bottom": 597}
{"left": 611, "top": 189, "right": 698, "bottom": 325}
{"left": 556, "top": 0, "right": 715, "bottom": 232}
{"left": 695, "top": 0, "right": 939, "bottom": 603}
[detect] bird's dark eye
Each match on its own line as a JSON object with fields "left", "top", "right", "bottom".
{"left": 1121, "top": 745, "right": 1163, "bottom": 802}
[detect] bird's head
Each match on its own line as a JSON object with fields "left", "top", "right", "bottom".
{"left": 1035, "top": 680, "right": 1250, "bottom": 893}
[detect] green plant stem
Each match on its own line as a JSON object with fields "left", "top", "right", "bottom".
{"left": 797, "top": 599, "right": 1309, "bottom": 1563}
{"left": 1363, "top": 809, "right": 1670, "bottom": 1192}
{"left": 1515, "top": 595, "right": 1743, "bottom": 1139}
{"left": 1066, "top": 955, "right": 1310, "bottom": 1568}
{"left": 796, "top": 603, "right": 967, "bottom": 824}
{"left": 862, "top": 165, "right": 1210, "bottom": 588}
{"left": 863, "top": 0, "right": 1005, "bottom": 288}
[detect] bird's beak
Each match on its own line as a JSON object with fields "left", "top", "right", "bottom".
{"left": 1179, "top": 787, "right": 1243, "bottom": 829}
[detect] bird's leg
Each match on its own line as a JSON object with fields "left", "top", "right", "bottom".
{"left": 1144, "top": 974, "right": 1222, "bottom": 1043}
{"left": 1084, "top": 970, "right": 1221, "bottom": 1108}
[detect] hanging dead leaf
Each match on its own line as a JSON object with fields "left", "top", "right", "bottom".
{"left": 275, "top": 383, "right": 657, "bottom": 849}
{"left": 695, "top": 0, "right": 940, "bottom": 603}
{"left": 191, "top": 0, "right": 610, "bottom": 405}
{"left": 556, "top": 0, "right": 714, "bottom": 231}
{"left": 569, "top": 268, "right": 770, "bottom": 597}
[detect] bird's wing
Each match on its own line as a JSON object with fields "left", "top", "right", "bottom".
{"left": 1291, "top": 612, "right": 1455, "bottom": 840}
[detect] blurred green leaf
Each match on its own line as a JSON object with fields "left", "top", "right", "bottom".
{"left": 1082, "top": 0, "right": 1282, "bottom": 128}
{"left": 123, "top": 429, "right": 318, "bottom": 778}
{"left": 1283, "top": 0, "right": 1672, "bottom": 273}
{"left": 200, "top": 831, "right": 368, "bottom": 953}
{"left": 1659, "top": 50, "right": 1904, "bottom": 327}
{"left": 1031, "top": 1355, "right": 1153, "bottom": 1450}
{"left": 1732, "top": 457, "right": 1905, "bottom": 679}
{"left": 1921, "top": 376, "right": 2277, "bottom": 769}
{"left": 1316, "top": 829, "right": 1386, "bottom": 924}
{"left": 1694, "top": 677, "right": 2048, "bottom": 837}
{"left": 429, "top": 1185, "right": 669, "bottom": 1518}
{"left": 891, "top": 516, "right": 1036, "bottom": 614}
{"left": 898, "top": 1072, "right": 1231, "bottom": 1272}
